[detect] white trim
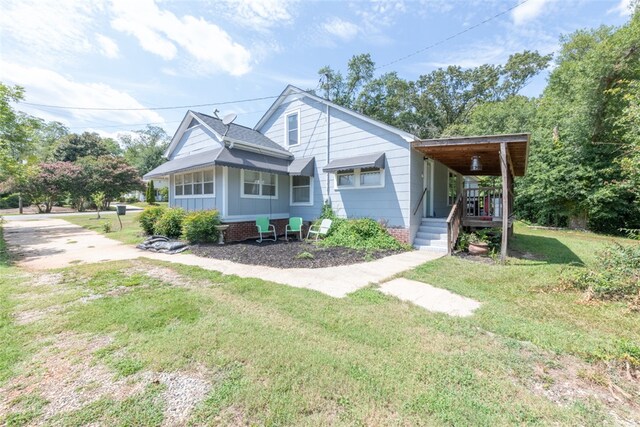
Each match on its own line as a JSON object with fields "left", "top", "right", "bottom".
{"left": 222, "top": 166, "right": 228, "bottom": 217}
{"left": 174, "top": 167, "right": 215, "bottom": 199}
{"left": 284, "top": 109, "right": 301, "bottom": 148}
{"left": 254, "top": 85, "right": 417, "bottom": 143}
{"left": 334, "top": 167, "right": 385, "bottom": 190}
{"left": 240, "top": 169, "right": 279, "bottom": 199}
{"left": 221, "top": 213, "right": 289, "bottom": 222}
{"left": 290, "top": 175, "right": 313, "bottom": 206}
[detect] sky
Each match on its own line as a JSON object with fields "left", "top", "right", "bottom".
{"left": 0, "top": 0, "right": 634, "bottom": 141}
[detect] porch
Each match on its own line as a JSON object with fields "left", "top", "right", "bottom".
{"left": 412, "top": 133, "right": 530, "bottom": 262}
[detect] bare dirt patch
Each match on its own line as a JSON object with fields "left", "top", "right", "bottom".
{"left": 127, "top": 261, "right": 195, "bottom": 288}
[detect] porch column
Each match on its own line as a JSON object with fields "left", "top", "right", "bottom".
{"left": 500, "top": 142, "right": 509, "bottom": 263}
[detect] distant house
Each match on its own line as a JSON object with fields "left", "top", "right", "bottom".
{"left": 125, "top": 179, "right": 168, "bottom": 202}
{"left": 145, "top": 85, "right": 529, "bottom": 256}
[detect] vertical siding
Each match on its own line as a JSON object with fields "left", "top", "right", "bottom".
{"left": 226, "top": 167, "right": 290, "bottom": 216}
{"left": 171, "top": 125, "right": 222, "bottom": 160}
{"left": 259, "top": 96, "right": 411, "bottom": 227}
{"left": 168, "top": 167, "right": 217, "bottom": 212}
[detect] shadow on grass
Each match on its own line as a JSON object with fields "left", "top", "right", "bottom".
{"left": 509, "top": 233, "right": 584, "bottom": 266}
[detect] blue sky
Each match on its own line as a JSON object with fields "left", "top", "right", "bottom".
{"left": 0, "top": 0, "right": 634, "bottom": 140}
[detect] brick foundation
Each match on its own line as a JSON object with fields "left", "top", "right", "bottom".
{"left": 222, "top": 219, "right": 307, "bottom": 242}
{"left": 385, "top": 227, "right": 410, "bottom": 244}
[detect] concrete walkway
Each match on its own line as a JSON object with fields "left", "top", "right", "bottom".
{"left": 2, "top": 218, "right": 445, "bottom": 298}
{"left": 379, "top": 278, "right": 481, "bottom": 317}
{"left": 0, "top": 205, "right": 142, "bottom": 221}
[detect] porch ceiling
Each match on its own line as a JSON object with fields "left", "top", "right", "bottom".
{"left": 412, "top": 133, "right": 530, "bottom": 176}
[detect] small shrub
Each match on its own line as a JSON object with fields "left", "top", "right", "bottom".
{"left": 137, "top": 205, "right": 166, "bottom": 235}
{"left": 155, "top": 208, "right": 186, "bottom": 239}
{"left": 182, "top": 210, "right": 221, "bottom": 243}
{"left": 296, "top": 251, "right": 315, "bottom": 260}
{"left": 146, "top": 180, "right": 156, "bottom": 205}
{"left": 102, "top": 222, "right": 112, "bottom": 233}
{"left": 319, "top": 218, "right": 404, "bottom": 251}
{"left": 561, "top": 243, "right": 640, "bottom": 307}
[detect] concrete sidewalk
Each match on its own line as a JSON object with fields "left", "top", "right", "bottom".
{"left": 3, "top": 218, "right": 445, "bottom": 298}
{"left": 1, "top": 205, "right": 142, "bottom": 221}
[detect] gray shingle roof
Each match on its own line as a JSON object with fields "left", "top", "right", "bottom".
{"left": 192, "top": 111, "right": 290, "bottom": 155}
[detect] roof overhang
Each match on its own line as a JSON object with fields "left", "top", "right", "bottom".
{"left": 412, "top": 133, "right": 530, "bottom": 176}
{"left": 288, "top": 157, "right": 315, "bottom": 176}
{"left": 323, "top": 152, "right": 385, "bottom": 173}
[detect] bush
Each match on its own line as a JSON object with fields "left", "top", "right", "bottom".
{"left": 155, "top": 207, "right": 186, "bottom": 239}
{"left": 0, "top": 194, "right": 22, "bottom": 209}
{"left": 319, "top": 218, "right": 404, "bottom": 251}
{"left": 182, "top": 210, "right": 221, "bottom": 243}
{"left": 137, "top": 205, "right": 167, "bottom": 235}
{"left": 561, "top": 243, "right": 640, "bottom": 308}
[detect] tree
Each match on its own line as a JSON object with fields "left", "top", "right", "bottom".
{"left": 52, "top": 132, "right": 115, "bottom": 162}
{"left": 120, "top": 125, "right": 170, "bottom": 176}
{"left": 146, "top": 180, "right": 156, "bottom": 205}
{"left": 91, "top": 191, "right": 106, "bottom": 219}
{"left": 78, "top": 156, "right": 144, "bottom": 206}
{"left": 20, "top": 162, "right": 84, "bottom": 213}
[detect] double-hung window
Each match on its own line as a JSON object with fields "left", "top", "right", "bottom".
{"left": 174, "top": 169, "right": 215, "bottom": 198}
{"left": 290, "top": 176, "right": 312, "bottom": 205}
{"left": 285, "top": 111, "right": 299, "bottom": 147}
{"left": 335, "top": 167, "right": 384, "bottom": 189}
{"left": 241, "top": 170, "right": 278, "bottom": 198}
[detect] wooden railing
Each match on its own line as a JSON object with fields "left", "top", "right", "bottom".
{"left": 463, "top": 187, "right": 503, "bottom": 218}
{"left": 446, "top": 193, "right": 464, "bottom": 255}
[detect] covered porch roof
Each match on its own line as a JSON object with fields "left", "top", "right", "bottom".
{"left": 412, "top": 133, "right": 530, "bottom": 176}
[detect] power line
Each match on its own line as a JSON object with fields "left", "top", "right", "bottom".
{"left": 375, "top": 0, "right": 530, "bottom": 70}
{"left": 19, "top": 94, "right": 280, "bottom": 112}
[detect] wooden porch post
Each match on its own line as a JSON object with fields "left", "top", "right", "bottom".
{"left": 500, "top": 142, "right": 509, "bottom": 263}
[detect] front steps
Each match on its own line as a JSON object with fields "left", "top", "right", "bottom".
{"left": 413, "top": 218, "right": 448, "bottom": 252}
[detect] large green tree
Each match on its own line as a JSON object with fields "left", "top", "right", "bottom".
{"left": 51, "top": 131, "right": 119, "bottom": 162}
{"left": 120, "top": 125, "right": 170, "bottom": 176}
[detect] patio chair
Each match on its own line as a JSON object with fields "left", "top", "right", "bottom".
{"left": 306, "top": 218, "right": 332, "bottom": 241}
{"left": 285, "top": 217, "right": 303, "bottom": 241}
{"left": 256, "top": 217, "right": 276, "bottom": 243}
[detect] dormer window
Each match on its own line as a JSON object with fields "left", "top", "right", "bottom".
{"left": 285, "top": 111, "right": 299, "bottom": 147}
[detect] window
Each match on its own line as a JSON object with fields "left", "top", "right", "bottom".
{"left": 448, "top": 171, "right": 458, "bottom": 205}
{"left": 285, "top": 111, "right": 299, "bottom": 147}
{"left": 241, "top": 170, "right": 278, "bottom": 198}
{"left": 291, "top": 176, "right": 312, "bottom": 205}
{"left": 174, "top": 168, "right": 215, "bottom": 198}
{"left": 335, "top": 168, "right": 384, "bottom": 189}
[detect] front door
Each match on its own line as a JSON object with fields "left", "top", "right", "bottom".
{"left": 423, "top": 159, "right": 433, "bottom": 217}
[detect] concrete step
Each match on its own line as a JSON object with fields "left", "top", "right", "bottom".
{"left": 421, "top": 218, "right": 448, "bottom": 225}
{"left": 413, "top": 238, "right": 448, "bottom": 248}
{"left": 413, "top": 245, "right": 448, "bottom": 252}
{"left": 416, "top": 231, "right": 447, "bottom": 240}
{"left": 418, "top": 225, "right": 447, "bottom": 234}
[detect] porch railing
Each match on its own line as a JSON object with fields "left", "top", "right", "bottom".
{"left": 446, "top": 193, "right": 464, "bottom": 255}
{"left": 464, "top": 187, "right": 503, "bottom": 218}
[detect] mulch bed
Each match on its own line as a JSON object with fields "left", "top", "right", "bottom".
{"left": 189, "top": 238, "right": 405, "bottom": 269}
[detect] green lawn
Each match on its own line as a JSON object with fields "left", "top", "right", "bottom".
{"left": 0, "top": 223, "right": 638, "bottom": 425}
{"left": 129, "top": 201, "right": 168, "bottom": 209}
{"left": 63, "top": 212, "right": 145, "bottom": 245}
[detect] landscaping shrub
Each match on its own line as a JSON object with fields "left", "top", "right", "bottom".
{"left": 182, "top": 210, "right": 221, "bottom": 243}
{"left": 562, "top": 243, "right": 640, "bottom": 309}
{"left": 137, "top": 205, "right": 166, "bottom": 235}
{"left": 155, "top": 208, "right": 186, "bottom": 239}
{"left": 0, "top": 194, "right": 29, "bottom": 209}
{"left": 319, "top": 218, "right": 404, "bottom": 251}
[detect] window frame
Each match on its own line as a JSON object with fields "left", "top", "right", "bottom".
{"left": 284, "top": 110, "right": 300, "bottom": 148}
{"left": 334, "top": 167, "right": 385, "bottom": 190}
{"left": 174, "top": 167, "right": 215, "bottom": 199}
{"left": 290, "top": 175, "right": 313, "bottom": 206}
{"left": 240, "top": 169, "right": 279, "bottom": 199}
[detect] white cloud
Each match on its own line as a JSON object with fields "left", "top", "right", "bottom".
{"left": 0, "top": 60, "right": 165, "bottom": 128}
{"left": 608, "top": 0, "right": 634, "bottom": 16}
{"left": 96, "top": 34, "right": 120, "bottom": 59}
{"left": 0, "top": 0, "right": 101, "bottom": 63}
{"left": 224, "top": 0, "right": 298, "bottom": 31}
{"left": 110, "top": 0, "right": 252, "bottom": 76}
{"left": 322, "top": 17, "right": 360, "bottom": 41}
{"left": 511, "top": 0, "right": 554, "bottom": 25}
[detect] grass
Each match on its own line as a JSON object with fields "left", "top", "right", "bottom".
{"left": 0, "top": 223, "right": 638, "bottom": 425}
{"left": 129, "top": 201, "right": 168, "bottom": 208}
{"left": 64, "top": 212, "right": 145, "bottom": 245}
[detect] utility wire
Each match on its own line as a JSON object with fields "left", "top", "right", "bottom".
{"left": 375, "top": 0, "right": 530, "bottom": 70}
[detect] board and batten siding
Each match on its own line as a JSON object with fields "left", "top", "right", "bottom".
{"left": 225, "top": 167, "right": 290, "bottom": 218}
{"left": 168, "top": 166, "right": 222, "bottom": 212}
{"left": 259, "top": 96, "right": 412, "bottom": 228}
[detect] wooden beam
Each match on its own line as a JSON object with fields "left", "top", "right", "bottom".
{"left": 500, "top": 141, "right": 509, "bottom": 263}
{"left": 413, "top": 133, "right": 530, "bottom": 148}
{"left": 506, "top": 145, "right": 516, "bottom": 178}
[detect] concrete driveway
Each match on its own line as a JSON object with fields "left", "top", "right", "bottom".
{"left": 3, "top": 218, "right": 446, "bottom": 298}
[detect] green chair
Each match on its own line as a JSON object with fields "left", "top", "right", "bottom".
{"left": 285, "top": 217, "right": 303, "bottom": 241}
{"left": 256, "top": 217, "right": 276, "bottom": 243}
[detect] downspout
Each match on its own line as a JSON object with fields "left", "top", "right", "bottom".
{"left": 326, "top": 104, "right": 331, "bottom": 205}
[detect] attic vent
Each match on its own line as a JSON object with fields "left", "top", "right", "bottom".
{"left": 187, "top": 118, "right": 199, "bottom": 129}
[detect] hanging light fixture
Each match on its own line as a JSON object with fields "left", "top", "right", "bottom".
{"left": 470, "top": 155, "right": 482, "bottom": 172}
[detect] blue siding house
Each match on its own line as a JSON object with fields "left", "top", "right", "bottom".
{"left": 145, "top": 85, "right": 530, "bottom": 252}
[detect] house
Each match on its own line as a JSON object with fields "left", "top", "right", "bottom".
{"left": 144, "top": 85, "right": 529, "bottom": 258}
{"left": 124, "top": 179, "right": 168, "bottom": 202}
